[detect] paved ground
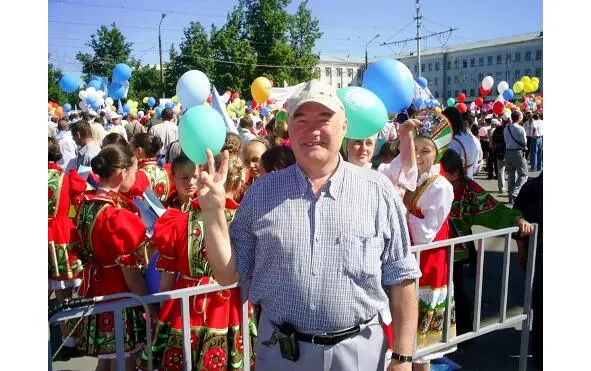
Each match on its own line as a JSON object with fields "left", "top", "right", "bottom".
{"left": 50, "top": 167, "right": 543, "bottom": 371}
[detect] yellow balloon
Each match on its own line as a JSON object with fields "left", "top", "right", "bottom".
{"left": 523, "top": 83, "right": 534, "bottom": 93}
{"left": 520, "top": 76, "right": 531, "bottom": 85}
{"left": 531, "top": 82, "right": 539, "bottom": 92}
{"left": 434, "top": 107, "right": 442, "bottom": 113}
{"left": 131, "top": 109, "right": 137, "bottom": 115}
{"left": 513, "top": 81, "right": 524, "bottom": 94}
{"left": 531, "top": 77, "right": 539, "bottom": 85}
{"left": 503, "top": 108, "right": 511, "bottom": 114}
{"left": 172, "top": 95, "right": 179, "bottom": 103}
{"left": 251, "top": 76, "right": 272, "bottom": 103}
{"left": 173, "top": 105, "right": 181, "bottom": 113}
{"left": 143, "top": 97, "right": 148, "bottom": 104}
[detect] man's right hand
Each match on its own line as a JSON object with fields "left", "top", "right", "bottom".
{"left": 196, "top": 149, "right": 229, "bottom": 213}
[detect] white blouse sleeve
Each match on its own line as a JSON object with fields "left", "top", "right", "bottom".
{"left": 378, "top": 154, "right": 418, "bottom": 192}
{"left": 407, "top": 176, "right": 454, "bottom": 245}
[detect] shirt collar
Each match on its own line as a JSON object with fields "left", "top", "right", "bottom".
{"left": 293, "top": 154, "right": 346, "bottom": 200}
{"left": 417, "top": 163, "right": 441, "bottom": 186}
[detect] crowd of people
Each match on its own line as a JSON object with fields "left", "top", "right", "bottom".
{"left": 48, "top": 79, "right": 543, "bottom": 370}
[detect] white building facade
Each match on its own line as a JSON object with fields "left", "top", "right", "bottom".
{"left": 317, "top": 32, "right": 543, "bottom": 101}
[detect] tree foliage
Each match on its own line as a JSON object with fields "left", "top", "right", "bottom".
{"left": 128, "top": 64, "right": 161, "bottom": 101}
{"left": 48, "top": 61, "right": 68, "bottom": 104}
{"left": 76, "top": 23, "right": 140, "bottom": 82}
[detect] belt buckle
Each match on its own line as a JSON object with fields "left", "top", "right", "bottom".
{"left": 311, "top": 333, "right": 327, "bottom": 346}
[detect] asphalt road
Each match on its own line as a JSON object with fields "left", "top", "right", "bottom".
{"left": 50, "top": 168, "right": 543, "bottom": 371}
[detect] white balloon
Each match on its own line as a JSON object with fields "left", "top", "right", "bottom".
{"left": 497, "top": 81, "right": 509, "bottom": 94}
{"left": 86, "top": 87, "right": 97, "bottom": 97}
{"left": 482, "top": 76, "right": 494, "bottom": 90}
{"left": 96, "top": 90, "right": 105, "bottom": 98}
{"left": 96, "top": 97, "right": 105, "bottom": 106}
{"left": 79, "top": 101, "right": 88, "bottom": 110}
{"left": 105, "top": 97, "right": 114, "bottom": 106}
{"left": 79, "top": 90, "right": 87, "bottom": 100}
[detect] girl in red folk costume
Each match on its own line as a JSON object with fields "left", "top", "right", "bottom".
{"left": 166, "top": 154, "right": 201, "bottom": 211}
{"left": 128, "top": 132, "right": 175, "bottom": 203}
{"left": 138, "top": 151, "right": 256, "bottom": 371}
{"left": 403, "top": 110, "right": 456, "bottom": 370}
{"left": 48, "top": 138, "right": 88, "bottom": 353}
{"left": 74, "top": 145, "right": 156, "bottom": 371}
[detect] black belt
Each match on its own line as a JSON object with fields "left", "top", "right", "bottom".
{"left": 506, "top": 148, "right": 523, "bottom": 151}
{"left": 295, "top": 325, "right": 361, "bottom": 345}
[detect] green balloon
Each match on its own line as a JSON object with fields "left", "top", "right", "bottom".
{"left": 337, "top": 86, "right": 388, "bottom": 139}
{"left": 447, "top": 97, "right": 456, "bottom": 107}
{"left": 178, "top": 105, "right": 226, "bottom": 165}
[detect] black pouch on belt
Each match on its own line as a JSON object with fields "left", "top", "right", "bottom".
{"left": 278, "top": 323, "right": 300, "bottom": 362}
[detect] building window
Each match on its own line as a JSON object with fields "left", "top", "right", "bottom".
{"left": 337, "top": 82, "right": 341, "bottom": 88}
{"left": 515, "top": 52, "right": 521, "bottom": 62}
{"left": 478, "top": 57, "right": 484, "bottom": 66}
{"left": 435, "top": 91, "right": 439, "bottom": 98}
{"left": 514, "top": 69, "right": 521, "bottom": 79}
{"left": 434, "top": 77, "right": 438, "bottom": 85}
{"left": 454, "top": 89, "right": 459, "bottom": 97}
{"left": 347, "top": 68, "right": 353, "bottom": 78}
{"left": 496, "top": 55, "right": 502, "bottom": 64}
{"left": 470, "top": 88, "right": 475, "bottom": 97}
{"left": 470, "top": 58, "right": 475, "bottom": 67}
{"left": 535, "top": 68, "right": 542, "bottom": 77}
{"left": 435, "top": 62, "right": 440, "bottom": 71}
{"left": 478, "top": 73, "right": 484, "bottom": 82}
{"left": 536, "top": 50, "right": 542, "bottom": 60}
{"left": 525, "top": 51, "right": 531, "bottom": 61}
{"left": 325, "top": 68, "right": 331, "bottom": 77}
{"left": 421, "top": 64, "right": 425, "bottom": 72}
{"left": 455, "top": 59, "right": 459, "bottom": 69}
{"left": 414, "top": 65, "right": 418, "bottom": 73}
{"left": 447, "top": 76, "right": 451, "bottom": 85}
{"left": 506, "top": 53, "right": 511, "bottom": 63}
{"left": 454, "top": 75, "right": 459, "bottom": 84}
{"left": 336, "top": 68, "right": 342, "bottom": 77}
{"left": 462, "top": 59, "right": 467, "bottom": 68}
{"left": 447, "top": 61, "right": 451, "bottom": 70}
{"left": 525, "top": 68, "right": 531, "bottom": 75}
{"left": 428, "top": 63, "right": 432, "bottom": 71}
{"left": 496, "top": 72, "right": 502, "bottom": 81}
{"left": 487, "top": 56, "right": 493, "bottom": 65}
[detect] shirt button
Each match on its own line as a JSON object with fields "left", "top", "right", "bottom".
{"left": 310, "top": 304, "right": 316, "bottom": 310}
{"left": 315, "top": 237, "right": 319, "bottom": 242}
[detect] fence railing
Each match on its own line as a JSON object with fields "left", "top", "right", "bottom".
{"left": 411, "top": 224, "right": 538, "bottom": 371}
{"left": 49, "top": 224, "right": 537, "bottom": 371}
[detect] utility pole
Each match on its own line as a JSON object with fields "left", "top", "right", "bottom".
{"left": 365, "top": 33, "right": 380, "bottom": 71}
{"left": 416, "top": 0, "right": 422, "bottom": 77}
{"left": 159, "top": 13, "right": 166, "bottom": 99}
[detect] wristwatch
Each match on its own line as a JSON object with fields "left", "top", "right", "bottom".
{"left": 390, "top": 352, "right": 413, "bottom": 363}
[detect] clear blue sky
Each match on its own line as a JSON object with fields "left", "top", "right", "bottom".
{"left": 48, "top": 0, "right": 543, "bottom": 78}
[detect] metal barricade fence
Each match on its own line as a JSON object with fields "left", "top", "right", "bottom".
{"left": 49, "top": 225, "right": 537, "bottom": 371}
{"left": 411, "top": 224, "right": 538, "bottom": 371}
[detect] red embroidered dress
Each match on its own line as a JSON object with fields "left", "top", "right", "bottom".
{"left": 73, "top": 192, "right": 149, "bottom": 358}
{"left": 48, "top": 162, "right": 87, "bottom": 287}
{"left": 128, "top": 158, "right": 174, "bottom": 203}
{"left": 137, "top": 199, "right": 257, "bottom": 371}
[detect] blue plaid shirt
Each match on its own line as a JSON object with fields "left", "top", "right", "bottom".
{"left": 229, "top": 157, "right": 421, "bottom": 332}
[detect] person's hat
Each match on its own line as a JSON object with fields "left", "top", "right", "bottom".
{"left": 415, "top": 109, "right": 454, "bottom": 163}
{"left": 137, "top": 111, "right": 144, "bottom": 118}
{"left": 107, "top": 112, "right": 122, "bottom": 120}
{"left": 501, "top": 111, "right": 511, "bottom": 121}
{"left": 485, "top": 114, "right": 493, "bottom": 120}
{"left": 491, "top": 118, "right": 500, "bottom": 126}
{"left": 287, "top": 79, "right": 344, "bottom": 118}
{"left": 88, "top": 110, "right": 98, "bottom": 117}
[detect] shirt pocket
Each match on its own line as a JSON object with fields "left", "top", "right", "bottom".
{"left": 339, "top": 233, "right": 384, "bottom": 279}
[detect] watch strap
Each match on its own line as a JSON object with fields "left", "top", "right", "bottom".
{"left": 391, "top": 352, "right": 413, "bottom": 363}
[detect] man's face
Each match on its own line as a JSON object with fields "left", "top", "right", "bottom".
{"left": 287, "top": 102, "right": 347, "bottom": 168}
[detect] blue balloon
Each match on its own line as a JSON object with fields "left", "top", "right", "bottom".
{"left": 145, "top": 252, "right": 162, "bottom": 295}
{"left": 58, "top": 74, "right": 80, "bottom": 93}
{"left": 87, "top": 79, "right": 101, "bottom": 90}
{"left": 63, "top": 103, "right": 72, "bottom": 112}
{"left": 179, "top": 105, "right": 227, "bottom": 164}
{"left": 155, "top": 106, "right": 163, "bottom": 117}
{"left": 433, "top": 100, "right": 441, "bottom": 107}
{"left": 502, "top": 89, "right": 514, "bottom": 101}
{"left": 86, "top": 96, "right": 95, "bottom": 105}
{"left": 91, "top": 103, "right": 100, "bottom": 110}
{"left": 261, "top": 107, "right": 270, "bottom": 116}
{"left": 363, "top": 59, "right": 415, "bottom": 114}
{"left": 176, "top": 70, "right": 210, "bottom": 109}
{"left": 112, "top": 63, "right": 132, "bottom": 81}
{"left": 415, "top": 98, "right": 424, "bottom": 108}
{"left": 417, "top": 76, "right": 428, "bottom": 89}
{"left": 147, "top": 97, "right": 156, "bottom": 107}
{"left": 108, "top": 82, "right": 126, "bottom": 100}
{"left": 246, "top": 100, "right": 252, "bottom": 107}
{"left": 165, "top": 102, "right": 174, "bottom": 109}
{"left": 123, "top": 103, "right": 132, "bottom": 113}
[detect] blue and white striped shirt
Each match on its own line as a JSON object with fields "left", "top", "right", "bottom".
{"left": 229, "top": 157, "right": 421, "bottom": 332}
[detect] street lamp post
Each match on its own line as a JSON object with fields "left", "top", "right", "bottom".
{"left": 365, "top": 33, "right": 380, "bottom": 72}
{"left": 159, "top": 13, "right": 166, "bottom": 99}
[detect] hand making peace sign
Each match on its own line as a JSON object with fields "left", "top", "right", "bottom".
{"left": 196, "top": 149, "right": 229, "bottom": 213}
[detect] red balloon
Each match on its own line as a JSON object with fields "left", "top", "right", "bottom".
{"left": 493, "top": 101, "right": 504, "bottom": 116}
{"left": 475, "top": 97, "right": 484, "bottom": 107}
{"left": 457, "top": 93, "right": 466, "bottom": 103}
{"left": 52, "top": 102, "right": 58, "bottom": 108}
{"left": 250, "top": 100, "right": 257, "bottom": 109}
{"left": 231, "top": 92, "right": 240, "bottom": 101}
{"left": 457, "top": 102, "right": 468, "bottom": 113}
{"left": 479, "top": 87, "right": 491, "bottom": 96}
{"left": 206, "top": 93, "right": 212, "bottom": 104}
{"left": 224, "top": 90, "right": 231, "bottom": 96}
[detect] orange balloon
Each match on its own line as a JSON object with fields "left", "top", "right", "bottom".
{"left": 251, "top": 76, "right": 272, "bottom": 103}
{"left": 110, "top": 106, "right": 117, "bottom": 112}
{"left": 48, "top": 104, "right": 53, "bottom": 113}
{"left": 55, "top": 107, "right": 63, "bottom": 117}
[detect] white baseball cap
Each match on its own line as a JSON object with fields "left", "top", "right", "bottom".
{"left": 107, "top": 112, "right": 122, "bottom": 120}
{"left": 287, "top": 79, "right": 344, "bottom": 118}
{"left": 501, "top": 111, "right": 511, "bottom": 121}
